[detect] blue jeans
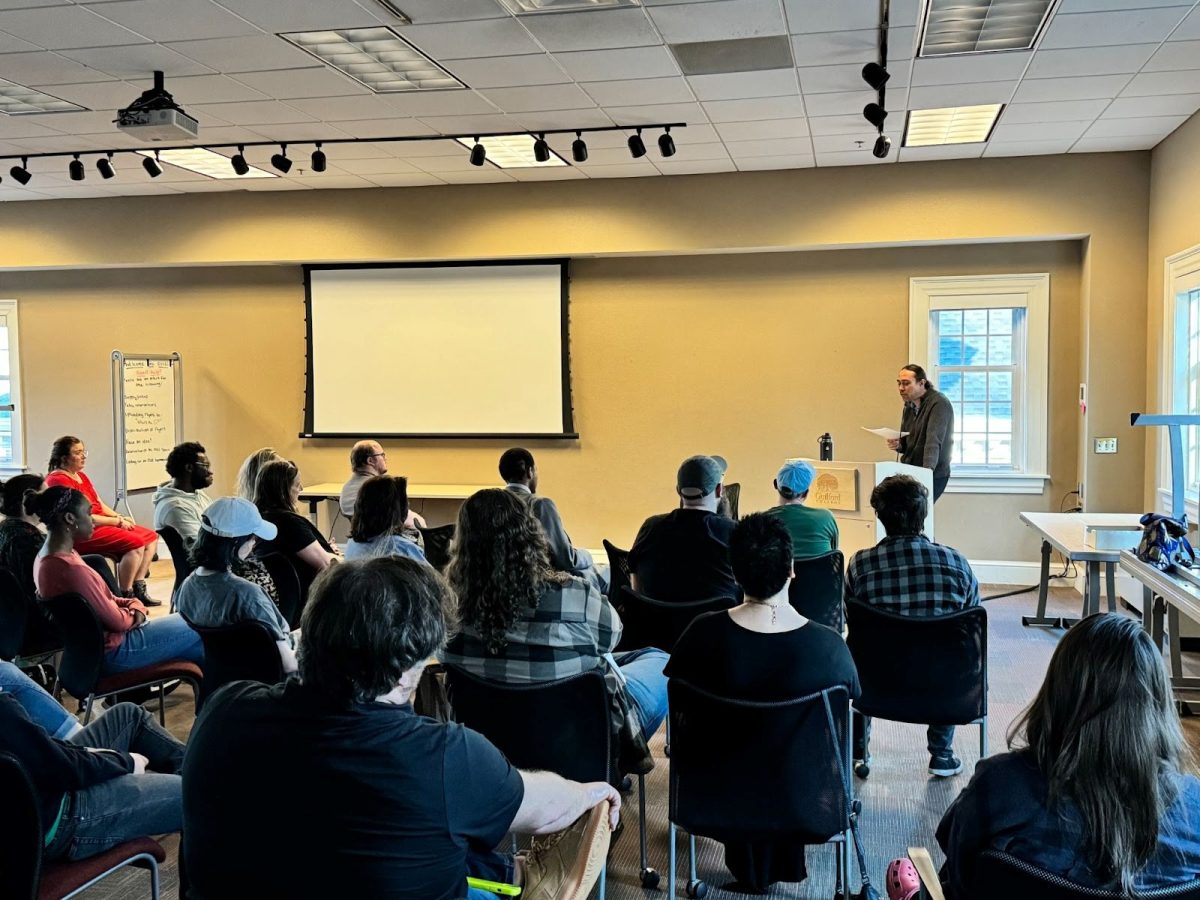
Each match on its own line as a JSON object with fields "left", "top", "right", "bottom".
{"left": 44, "top": 701, "right": 185, "bottom": 861}
{"left": 103, "top": 613, "right": 204, "bottom": 674}
{"left": 614, "top": 647, "right": 669, "bottom": 740}
{"left": 465, "top": 848, "right": 515, "bottom": 899}
{"left": 0, "top": 660, "right": 80, "bottom": 740}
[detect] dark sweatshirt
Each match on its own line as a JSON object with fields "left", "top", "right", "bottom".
{"left": 899, "top": 387, "right": 954, "bottom": 481}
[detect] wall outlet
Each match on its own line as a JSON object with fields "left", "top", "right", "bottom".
{"left": 1094, "top": 437, "right": 1118, "bottom": 454}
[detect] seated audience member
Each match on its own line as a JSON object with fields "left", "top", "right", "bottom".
{"left": 31, "top": 486, "right": 204, "bottom": 674}
{"left": 254, "top": 459, "right": 339, "bottom": 599}
{"left": 764, "top": 459, "right": 839, "bottom": 559}
{"left": 234, "top": 446, "right": 280, "bottom": 502}
{"left": 667, "top": 513, "right": 860, "bottom": 893}
{"left": 344, "top": 475, "right": 427, "bottom": 564}
{"left": 0, "top": 659, "right": 81, "bottom": 740}
{"left": 0, "top": 692, "right": 184, "bottom": 863}
{"left": 176, "top": 498, "right": 296, "bottom": 673}
{"left": 443, "top": 489, "right": 667, "bottom": 775}
{"left": 339, "top": 440, "right": 426, "bottom": 533}
{"left": 500, "top": 447, "right": 606, "bottom": 592}
{"left": 183, "top": 556, "right": 618, "bottom": 900}
{"left": 936, "top": 613, "right": 1200, "bottom": 897}
{"left": 627, "top": 454, "right": 739, "bottom": 603}
{"left": 152, "top": 441, "right": 214, "bottom": 546}
{"left": 45, "top": 435, "right": 161, "bottom": 605}
{"left": 0, "top": 473, "right": 47, "bottom": 599}
{"left": 845, "top": 474, "right": 979, "bottom": 777}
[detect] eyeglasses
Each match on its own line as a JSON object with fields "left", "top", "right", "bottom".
{"left": 71, "top": 449, "right": 89, "bottom": 458}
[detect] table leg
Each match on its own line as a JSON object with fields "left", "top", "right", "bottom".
{"left": 1153, "top": 594, "right": 1167, "bottom": 647}
{"left": 1169, "top": 605, "right": 1184, "bottom": 680}
{"left": 1022, "top": 540, "right": 1063, "bottom": 628}
{"left": 1105, "top": 562, "right": 1117, "bottom": 613}
{"left": 1062, "top": 561, "right": 1095, "bottom": 629}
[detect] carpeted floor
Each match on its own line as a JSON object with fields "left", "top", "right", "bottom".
{"left": 79, "top": 571, "right": 1199, "bottom": 899}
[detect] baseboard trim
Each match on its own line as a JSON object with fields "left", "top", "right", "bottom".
{"left": 967, "top": 559, "right": 1044, "bottom": 586}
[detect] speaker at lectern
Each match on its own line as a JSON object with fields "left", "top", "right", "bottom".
{"left": 787, "top": 459, "right": 935, "bottom": 560}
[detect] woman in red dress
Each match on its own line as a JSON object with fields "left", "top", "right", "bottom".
{"left": 44, "top": 435, "right": 160, "bottom": 606}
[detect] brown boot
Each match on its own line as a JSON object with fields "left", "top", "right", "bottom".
{"left": 519, "top": 801, "right": 611, "bottom": 900}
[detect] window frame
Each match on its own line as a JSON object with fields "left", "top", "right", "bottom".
{"left": 1159, "top": 245, "right": 1200, "bottom": 518}
{"left": 909, "top": 274, "right": 1051, "bottom": 495}
{"left": 0, "top": 299, "right": 26, "bottom": 476}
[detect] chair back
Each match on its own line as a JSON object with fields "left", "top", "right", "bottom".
{"left": 183, "top": 617, "right": 285, "bottom": 708}
{"left": 620, "top": 587, "right": 736, "bottom": 653}
{"left": 788, "top": 551, "right": 845, "bottom": 631}
{"left": 445, "top": 665, "right": 612, "bottom": 784}
{"left": 417, "top": 524, "right": 455, "bottom": 572}
{"left": 0, "top": 751, "right": 42, "bottom": 900}
{"left": 257, "top": 553, "right": 303, "bottom": 628}
{"left": 39, "top": 593, "right": 108, "bottom": 701}
{"left": 723, "top": 482, "right": 741, "bottom": 520}
{"left": 157, "top": 527, "right": 195, "bottom": 601}
{"left": 601, "top": 540, "right": 630, "bottom": 596}
{"left": 971, "top": 850, "right": 1200, "bottom": 899}
{"left": 669, "top": 681, "right": 850, "bottom": 844}
{"left": 845, "top": 601, "right": 987, "bottom": 725}
{"left": 81, "top": 554, "right": 120, "bottom": 595}
{"left": 0, "top": 568, "right": 29, "bottom": 660}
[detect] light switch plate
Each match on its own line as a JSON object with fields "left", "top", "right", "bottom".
{"left": 1094, "top": 437, "right": 1118, "bottom": 454}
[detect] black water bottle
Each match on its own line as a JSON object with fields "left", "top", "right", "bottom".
{"left": 819, "top": 432, "right": 834, "bottom": 461}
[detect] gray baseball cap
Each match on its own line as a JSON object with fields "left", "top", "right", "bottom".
{"left": 677, "top": 454, "right": 728, "bottom": 499}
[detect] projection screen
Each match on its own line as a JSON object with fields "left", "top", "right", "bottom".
{"left": 303, "top": 261, "right": 575, "bottom": 438}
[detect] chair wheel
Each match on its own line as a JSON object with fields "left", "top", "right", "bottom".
{"left": 664, "top": 743, "right": 671, "bottom": 758}
{"left": 619, "top": 775, "right": 633, "bottom": 793}
{"left": 686, "top": 879, "right": 708, "bottom": 898}
{"left": 854, "top": 762, "right": 870, "bottom": 778}
{"left": 641, "top": 868, "right": 660, "bottom": 889}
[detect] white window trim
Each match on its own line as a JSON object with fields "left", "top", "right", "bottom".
{"left": 1158, "top": 243, "right": 1200, "bottom": 518}
{"left": 0, "top": 299, "right": 26, "bottom": 477}
{"left": 909, "top": 273, "right": 1051, "bottom": 495}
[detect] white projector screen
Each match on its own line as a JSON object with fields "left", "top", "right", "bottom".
{"left": 303, "top": 262, "right": 575, "bottom": 438}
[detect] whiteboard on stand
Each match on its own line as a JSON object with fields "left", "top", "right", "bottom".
{"left": 111, "top": 352, "right": 183, "bottom": 502}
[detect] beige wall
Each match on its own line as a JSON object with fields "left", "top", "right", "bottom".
{"left": 2, "top": 150, "right": 1154, "bottom": 563}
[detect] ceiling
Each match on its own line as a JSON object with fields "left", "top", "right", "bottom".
{"left": 0, "top": 0, "right": 1198, "bottom": 201}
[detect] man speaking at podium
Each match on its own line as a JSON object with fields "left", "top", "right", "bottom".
{"left": 886, "top": 364, "right": 954, "bottom": 502}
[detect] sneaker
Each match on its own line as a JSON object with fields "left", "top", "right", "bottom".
{"left": 520, "top": 801, "right": 611, "bottom": 900}
{"left": 885, "top": 858, "right": 921, "bottom": 900}
{"left": 929, "top": 752, "right": 963, "bottom": 777}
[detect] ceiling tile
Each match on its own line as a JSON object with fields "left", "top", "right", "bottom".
{"left": 1040, "top": 7, "right": 1194, "bottom": 49}
{"left": 330, "top": 156, "right": 421, "bottom": 175}
{"left": 0, "top": 116, "right": 67, "bottom": 138}
{"left": 400, "top": 19, "right": 544, "bottom": 59}
{"left": 1000, "top": 99, "right": 1111, "bottom": 124}
{"left": 791, "top": 27, "right": 915, "bottom": 67}
{"left": 1144, "top": 40, "right": 1200, "bottom": 70}
{"left": 56, "top": 43, "right": 217, "bottom": 79}
{"left": 907, "top": 82, "right": 1016, "bottom": 107}
{"left": 1070, "top": 135, "right": 1159, "bottom": 152}
{"left": 1120, "top": 69, "right": 1200, "bottom": 96}
{"left": 445, "top": 54, "right": 570, "bottom": 89}
{"left": 725, "top": 135, "right": 814, "bottom": 156}
{"left": 647, "top": 0, "right": 786, "bottom": 43}
{"left": 897, "top": 144, "right": 984, "bottom": 161}
{"left": 989, "top": 120, "right": 1093, "bottom": 142}
{"left": 518, "top": 9, "right": 659, "bottom": 52}
{"left": 582, "top": 77, "right": 695, "bottom": 106}
{"left": 380, "top": 90, "right": 500, "bottom": 116}
{"left": 0, "top": 0, "right": 72, "bottom": 9}
{"left": 0, "top": 51, "right": 121, "bottom": 84}
{"left": 783, "top": 0, "right": 920, "bottom": 33}
{"left": 814, "top": 149, "right": 891, "bottom": 166}
{"left": 365, "top": 172, "right": 445, "bottom": 186}
{"left": 801, "top": 88, "right": 874, "bottom": 117}
{"left": 1103, "top": 93, "right": 1200, "bottom": 117}
{"left": 983, "top": 138, "right": 1075, "bottom": 157}
{"left": 580, "top": 162, "right": 658, "bottom": 178}
{"left": 686, "top": 68, "right": 796, "bottom": 101}
{"left": 230, "top": 67, "right": 368, "bottom": 100}
{"left": 798, "top": 60, "right": 911, "bottom": 94}
{"left": 18, "top": 108, "right": 131, "bottom": 134}
{"left": 1057, "top": 0, "right": 1193, "bottom": 10}
{"left": 1011, "top": 73, "right": 1132, "bottom": 102}
{"left": 665, "top": 140, "right": 732, "bottom": 160}
{"left": 0, "top": 31, "right": 40, "bottom": 52}
{"left": 653, "top": 158, "right": 735, "bottom": 174}
{"left": 164, "top": 35, "right": 317, "bottom": 72}
{"left": 413, "top": 113, "right": 519, "bottom": 133}
{"left": 1023, "top": 45, "right": 1159, "bottom": 78}
{"left": 0, "top": 5, "right": 148, "bottom": 48}
{"left": 714, "top": 117, "right": 808, "bottom": 140}
{"left": 286, "top": 94, "right": 408, "bottom": 121}
{"left": 477, "top": 83, "right": 595, "bottom": 113}
{"left": 21, "top": 80, "right": 139, "bottom": 109}
{"left": 911, "top": 52, "right": 1032, "bottom": 86}
{"left": 333, "top": 117, "right": 439, "bottom": 138}
{"left": 383, "top": 0, "right": 508, "bottom": 24}
{"left": 602, "top": 101, "right": 705, "bottom": 124}
{"left": 702, "top": 95, "right": 804, "bottom": 122}
{"left": 289, "top": 173, "right": 376, "bottom": 188}
{"left": 90, "top": 0, "right": 261, "bottom": 41}
{"left": 209, "top": 0, "right": 382, "bottom": 31}
{"left": 505, "top": 166, "right": 586, "bottom": 181}
{"left": 812, "top": 132, "right": 879, "bottom": 153}
{"left": 1172, "top": 7, "right": 1200, "bottom": 40}
{"left": 1084, "top": 115, "right": 1188, "bottom": 137}
{"left": 513, "top": 107, "right": 619, "bottom": 130}
{"left": 190, "top": 99, "right": 315, "bottom": 125}
{"left": 808, "top": 113, "right": 882, "bottom": 136}
{"left": 555, "top": 47, "right": 680, "bottom": 82}
{"left": 735, "top": 153, "right": 814, "bottom": 170}
{"left": 553, "top": 144, "right": 642, "bottom": 165}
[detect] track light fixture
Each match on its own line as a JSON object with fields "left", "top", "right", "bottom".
{"left": 532, "top": 133, "right": 550, "bottom": 163}
{"left": 231, "top": 145, "right": 250, "bottom": 176}
{"left": 142, "top": 151, "right": 162, "bottom": 178}
{"left": 69, "top": 153, "right": 84, "bottom": 182}
{"left": 571, "top": 131, "right": 588, "bottom": 163}
{"left": 861, "top": 62, "right": 890, "bottom": 90}
{"left": 96, "top": 152, "right": 116, "bottom": 180}
{"left": 10, "top": 157, "right": 30, "bottom": 185}
{"left": 469, "top": 137, "right": 486, "bottom": 167}
{"left": 863, "top": 102, "right": 888, "bottom": 130}
{"left": 658, "top": 126, "right": 676, "bottom": 158}
{"left": 311, "top": 142, "right": 327, "bottom": 173}
{"left": 873, "top": 134, "right": 891, "bottom": 158}
{"left": 627, "top": 128, "right": 647, "bottom": 159}
{"left": 270, "top": 144, "right": 292, "bottom": 174}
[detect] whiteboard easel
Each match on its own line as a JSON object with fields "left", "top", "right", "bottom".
{"left": 111, "top": 351, "right": 183, "bottom": 512}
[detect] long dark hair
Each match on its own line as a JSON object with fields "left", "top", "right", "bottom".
{"left": 1008, "top": 613, "right": 1191, "bottom": 894}
{"left": 349, "top": 475, "right": 409, "bottom": 543}
{"left": 1, "top": 474, "right": 44, "bottom": 518}
{"left": 446, "top": 488, "right": 565, "bottom": 655}
{"left": 253, "top": 459, "right": 298, "bottom": 514}
{"left": 901, "top": 363, "right": 934, "bottom": 390}
{"left": 48, "top": 435, "right": 80, "bottom": 472}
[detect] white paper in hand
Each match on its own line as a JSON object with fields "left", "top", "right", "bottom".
{"left": 862, "top": 426, "right": 909, "bottom": 441}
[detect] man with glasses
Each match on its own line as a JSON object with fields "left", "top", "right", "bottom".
{"left": 340, "top": 440, "right": 425, "bottom": 530}
{"left": 152, "top": 441, "right": 214, "bottom": 548}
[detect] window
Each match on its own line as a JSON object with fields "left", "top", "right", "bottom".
{"left": 0, "top": 300, "right": 26, "bottom": 474}
{"left": 1163, "top": 246, "right": 1200, "bottom": 509}
{"left": 909, "top": 274, "right": 1050, "bottom": 494}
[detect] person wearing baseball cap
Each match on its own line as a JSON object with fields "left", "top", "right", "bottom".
{"left": 627, "top": 454, "right": 740, "bottom": 604}
{"left": 765, "top": 459, "right": 839, "bottom": 559}
{"left": 175, "top": 497, "right": 297, "bottom": 673}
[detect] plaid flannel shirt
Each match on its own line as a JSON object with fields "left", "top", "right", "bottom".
{"left": 846, "top": 534, "right": 979, "bottom": 616}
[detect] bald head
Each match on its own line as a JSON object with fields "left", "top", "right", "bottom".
{"left": 350, "top": 440, "right": 387, "bottom": 476}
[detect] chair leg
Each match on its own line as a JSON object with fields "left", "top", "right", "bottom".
{"left": 979, "top": 716, "right": 988, "bottom": 760}
{"left": 82, "top": 694, "right": 95, "bottom": 726}
{"left": 688, "top": 834, "right": 697, "bottom": 883}
{"left": 158, "top": 682, "right": 166, "bottom": 725}
{"left": 598, "top": 864, "right": 606, "bottom": 900}
{"left": 637, "top": 774, "right": 650, "bottom": 874}
{"left": 668, "top": 823, "right": 677, "bottom": 899}
{"left": 150, "top": 855, "right": 161, "bottom": 900}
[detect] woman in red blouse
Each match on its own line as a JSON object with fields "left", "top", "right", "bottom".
{"left": 45, "top": 436, "right": 160, "bottom": 606}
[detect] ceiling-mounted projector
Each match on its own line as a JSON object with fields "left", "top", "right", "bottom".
{"left": 116, "top": 70, "right": 198, "bottom": 141}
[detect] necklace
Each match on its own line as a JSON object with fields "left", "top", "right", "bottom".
{"left": 748, "top": 598, "right": 783, "bottom": 625}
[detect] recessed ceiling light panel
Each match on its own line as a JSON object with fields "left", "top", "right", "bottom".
{"left": 281, "top": 27, "right": 465, "bottom": 92}
{"left": 920, "top": 0, "right": 1059, "bottom": 57}
{"left": 903, "top": 104, "right": 1004, "bottom": 147}
{"left": 137, "top": 147, "right": 276, "bottom": 179}
{"left": 497, "top": 0, "right": 640, "bottom": 12}
{"left": 0, "top": 79, "right": 84, "bottom": 115}
{"left": 454, "top": 134, "right": 568, "bottom": 168}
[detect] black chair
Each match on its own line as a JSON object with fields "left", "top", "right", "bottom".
{"left": 667, "top": 681, "right": 853, "bottom": 899}
{"left": 722, "top": 482, "right": 741, "bottom": 520}
{"left": 788, "top": 551, "right": 845, "bottom": 632}
{"left": 257, "top": 552, "right": 303, "bottom": 628}
{"left": 845, "top": 601, "right": 987, "bottom": 777}
{"left": 963, "top": 850, "right": 1200, "bottom": 899}
{"left": 81, "top": 555, "right": 120, "bottom": 595}
{"left": 182, "top": 617, "right": 285, "bottom": 709}
{"left": 601, "top": 540, "right": 629, "bottom": 600}
{"left": 417, "top": 524, "right": 455, "bottom": 572}
{"left": 0, "top": 750, "right": 166, "bottom": 900}
{"left": 156, "top": 526, "right": 195, "bottom": 611}
{"left": 1, "top": 568, "right": 61, "bottom": 663}
{"left": 39, "top": 592, "right": 202, "bottom": 725}
{"left": 444, "top": 665, "right": 640, "bottom": 893}
{"left": 619, "top": 587, "right": 737, "bottom": 654}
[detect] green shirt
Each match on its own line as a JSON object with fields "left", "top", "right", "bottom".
{"left": 766, "top": 503, "right": 839, "bottom": 559}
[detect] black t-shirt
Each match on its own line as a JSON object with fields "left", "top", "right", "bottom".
{"left": 183, "top": 680, "right": 524, "bottom": 900}
{"left": 258, "top": 509, "right": 333, "bottom": 594}
{"left": 664, "top": 610, "right": 861, "bottom": 701}
{"left": 627, "top": 509, "right": 739, "bottom": 603}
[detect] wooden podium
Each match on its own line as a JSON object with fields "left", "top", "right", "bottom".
{"left": 790, "top": 459, "right": 935, "bottom": 560}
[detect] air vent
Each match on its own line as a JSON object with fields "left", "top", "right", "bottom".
{"left": 669, "top": 36, "right": 794, "bottom": 76}
{"left": 920, "top": 0, "right": 1059, "bottom": 57}
{"left": 497, "top": 0, "right": 641, "bottom": 12}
